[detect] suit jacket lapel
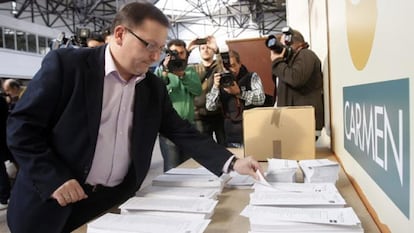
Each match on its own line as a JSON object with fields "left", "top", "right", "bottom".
{"left": 84, "top": 46, "right": 106, "bottom": 144}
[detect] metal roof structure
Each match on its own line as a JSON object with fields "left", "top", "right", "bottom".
{"left": 0, "top": 0, "right": 286, "bottom": 38}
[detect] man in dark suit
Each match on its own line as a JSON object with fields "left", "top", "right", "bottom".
{"left": 6, "top": 2, "right": 262, "bottom": 233}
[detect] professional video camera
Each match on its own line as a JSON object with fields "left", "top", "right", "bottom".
{"left": 265, "top": 26, "right": 294, "bottom": 61}
{"left": 165, "top": 49, "right": 187, "bottom": 72}
{"left": 219, "top": 51, "right": 234, "bottom": 87}
{"left": 50, "top": 28, "right": 91, "bottom": 50}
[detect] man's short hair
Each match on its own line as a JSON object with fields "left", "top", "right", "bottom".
{"left": 229, "top": 50, "right": 241, "bottom": 64}
{"left": 291, "top": 29, "right": 305, "bottom": 43}
{"left": 5, "top": 79, "right": 21, "bottom": 90}
{"left": 167, "top": 39, "right": 186, "bottom": 49}
{"left": 110, "top": 2, "right": 170, "bottom": 33}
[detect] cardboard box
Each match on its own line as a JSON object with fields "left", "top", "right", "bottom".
{"left": 243, "top": 106, "right": 315, "bottom": 161}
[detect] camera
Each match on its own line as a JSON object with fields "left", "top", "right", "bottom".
{"left": 219, "top": 71, "right": 234, "bottom": 87}
{"left": 166, "top": 49, "right": 187, "bottom": 72}
{"left": 220, "top": 51, "right": 231, "bottom": 70}
{"left": 194, "top": 38, "right": 207, "bottom": 45}
{"left": 265, "top": 26, "right": 294, "bottom": 61}
{"left": 50, "top": 28, "right": 92, "bottom": 50}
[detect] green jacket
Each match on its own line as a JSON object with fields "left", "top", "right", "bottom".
{"left": 155, "top": 66, "right": 202, "bottom": 123}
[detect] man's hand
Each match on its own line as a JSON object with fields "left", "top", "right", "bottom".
{"left": 206, "top": 36, "right": 219, "bottom": 53}
{"left": 233, "top": 156, "right": 263, "bottom": 180}
{"left": 51, "top": 179, "right": 88, "bottom": 207}
{"left": 163, "top": 55, "right": 171, "bottom": 69}
{"left": 270, "top": 49, "right": 285, "bottom": 62}
{"left": 213, "top": 73, "right": 221, "bottom": 88}
{"left": 223, "top": 82, "right": 240, "bottom": 95}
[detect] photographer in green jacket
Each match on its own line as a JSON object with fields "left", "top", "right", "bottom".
{"left": 155, "top": 39, "right": 202, "bottom": 171}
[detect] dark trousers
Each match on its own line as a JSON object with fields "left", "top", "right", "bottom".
{"left": 7, "top": 168, "right": 137, "bottom": 233}
{"left": 159, "top": 135, "right": 189, "bottom": 172}
{"left": 0, "top": 160, "right": 10, "bottom": 204}
{"left": 194, "top": 115, "right": 226, "bottom": 145}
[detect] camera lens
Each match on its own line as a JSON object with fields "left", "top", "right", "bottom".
{"left": 267, "top": 37, "right": 277, "bottom": 47}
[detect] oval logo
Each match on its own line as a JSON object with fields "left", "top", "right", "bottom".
{"left": 346, "top": 0, "right": 377, "bottom": 70}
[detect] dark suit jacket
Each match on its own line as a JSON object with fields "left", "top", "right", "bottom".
{"left": 6, "top": 45, "right": 232, "bottom": 225}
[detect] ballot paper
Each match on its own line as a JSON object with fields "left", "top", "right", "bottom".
{"left": 136, "top": 185, "right": 220, "bottom": 199}
{"left": 87, "top": 213, "right": 210, "bottom": 233}
{"left": 241, "top": 206, "right": 361, "bottom": 225}
{"left": 299, "top": 159, "right": 340, "bottom": 183}
{"left": 152, "top": 173, "right": 227, "bottom": 188}
{"left": 253, "top": 182, "right": 340, "bottom": 194}
{"left": 242, "top": 206, "right": 363, "bottom": 232}
{"left": 266, "top": 158, "right": 299, "bottom": 182}
{"left": 120, "top": 209, "right": 207, "bottom": 220}
{"left": 165, "top": 167, "right": 216, "bottom": 176}
{"left": 119, "top": 196, "right": 218, "bottom": 219}
{"left": 249, "top": 190, "right": 346, "bottom": 207}
{"left": 225, "top": 171, "right": 256, "bottom": 189}
{"left": 255, "top": 170, "right": 272, "bottom": 187}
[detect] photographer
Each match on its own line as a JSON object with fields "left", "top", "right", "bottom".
{"left": 206, "top": 50, "right": 265, "bottom": 148}
{"left": 2, "top": 79, "right": 26, "bottom": 112}
{"left": 154, "top": 39, "right": 202, "bottom": 171}
{"left": 187, "top": 36, "right": 226, "bottom": 146}
{"left": 269, "top": 27, "right": 324, "bottom": 136}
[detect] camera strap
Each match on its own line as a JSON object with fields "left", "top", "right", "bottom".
{"left": 201, "top": 63, "right": 217, "bottom": 83}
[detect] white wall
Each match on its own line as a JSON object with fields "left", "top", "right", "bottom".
{"left": 287, "top": 0, "right": 414, "bottom": 232}
{"left": 0, "top": 50, "right": 44, "bottom": 79}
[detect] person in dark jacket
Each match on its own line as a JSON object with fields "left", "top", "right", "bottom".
{"left": 6, "top": 2, "right": 262, "bottom": 233}
{"left": 0, "top": 94, "right": 12, "bottom": 209}
{"left": 206, "top": 50, "right": 265, "bottom": 147}
{"left": 188, "top": 36, "right": 226, "bottom": 145}
{"left": 270, "top": 28, "right": 324, "bottom": 135}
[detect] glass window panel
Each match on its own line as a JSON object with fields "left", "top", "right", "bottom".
{"left": 38, "top": 36, "right": 47, "bottom": 54}
{"left": 27, "top": 33, "right": 37, "bottom": 53}
{"left": 16, "top": 30, "right": 27, "bottom": 51}
{"left": 4, "top": 27, "right": 15, "bottom": 50}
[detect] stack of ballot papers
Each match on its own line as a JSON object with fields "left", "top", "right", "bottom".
{"left": 87, "top": 213, "right": 210, "bottom": 233}
{"left": 265, "top": 158, "right": 299, "bottom": 182}
{"left": 136, "top": 185, "right": 220, "bottom": 199}
{"left": 119, "top": 196, "right": 218, "bottom": 219}
{"left": 241, "top": 206, "right": 363, "bottom": 232}
{"left": 152, "top": 167, "right": 230, "bottom": 190}
{"left": 299, "top": 159, "right": 340, "bottom": 183}
{"left": 250, "top": 182, "right": 346, "bottom": 207}
{"left": 241, "top": 176, "right": 363, "bottom": 232}
{"left": 165, "top": 167, "right": 215, "bottom": 175}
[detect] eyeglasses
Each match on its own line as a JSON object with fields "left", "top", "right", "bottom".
{"left": 125, "top": 27, "right": 164, "bottom": 53}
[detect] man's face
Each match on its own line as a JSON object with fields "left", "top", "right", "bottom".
{"left": 168, "top": 45, "right": 187, "bottom": 60}
{"left": 228, "top": 56, "right": 241, "bottom": 77}
{"left": 199, "top": 44, "right": 215, "bottom": 61}
{"left": 3, "top": 83, "right": 17, "bottom": 97}
{"left": 112, "top": 19, "right": 168, "bottom": 78}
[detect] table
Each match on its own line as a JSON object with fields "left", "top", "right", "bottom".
{"left": 74, "top": 147, "right": 381, "bottom": 233}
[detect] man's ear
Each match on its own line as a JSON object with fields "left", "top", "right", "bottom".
{"left": 113, "top": 26, "right": 126, "bottom": 45}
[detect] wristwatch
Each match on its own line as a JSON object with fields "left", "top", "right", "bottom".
{"left": 228, "top": 156, "right": 238, "bottom": 172}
